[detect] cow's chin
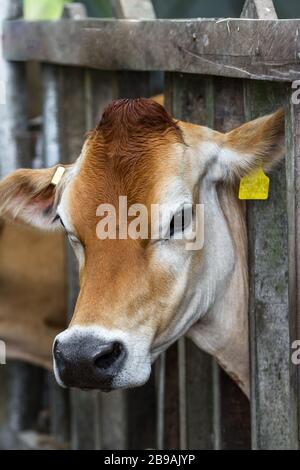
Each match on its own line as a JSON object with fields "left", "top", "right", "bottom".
{"left": 52, "top": 324, "right": 153, "bottom": 392}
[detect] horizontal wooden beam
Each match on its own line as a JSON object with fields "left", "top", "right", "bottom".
{"left": 3, "top": 18, "right": 300, "bottom": 82}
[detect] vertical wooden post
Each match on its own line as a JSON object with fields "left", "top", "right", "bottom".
{"left": 111, "top": 0, "right": 155, "bottom": 19}
{"left": 42, "top": 3, "right": 103, "bottom": 451}
{"left": 109, "top": 0, "right": 158, "bottom": 450}
{"left": 213, "top": 77, "right": 251, "bottom": 450}
{"left": 286, "top": 95, "right": 300, "bottom": 449}
{"left": 165, "top": 73, "right": 215, "bottom": 450}
{"left": 166, "top": 72, "right": 252, "bottom": 450}
{"left": 49, "top": 0, "right": 158, "bottom": 450}
{"left": 242, "top": 0, "right": 299, "bottom": 450}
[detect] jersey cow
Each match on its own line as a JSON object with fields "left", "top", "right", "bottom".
{"left": 0, "top": 99, "right": 285, "bottom": 397}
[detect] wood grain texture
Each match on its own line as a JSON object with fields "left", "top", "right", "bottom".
{"left": 4, "top": 18, "right": 300, "bottom": 82}
{"left": 245, "top": 80, "right": 297, "bottom": 450}
{"left": 285, "top": 94, "right": 300, "bottom": 449}
{"left": 241, "top": 0, "right": 277, "bottom": 19}
{"left": 111, "top": 0, "right": 155, "bottom": 19}
{"left": 242, "top": 0, "right": 299, "bottom": 450}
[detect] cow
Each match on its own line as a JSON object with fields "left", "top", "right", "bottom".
{"left": 0, "top": 219, "right": 66, "bottom": 369}
{"left": 0, "top": 98, "right": 285, "bottom": 397}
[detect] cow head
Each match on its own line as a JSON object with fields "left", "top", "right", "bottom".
{"left": 0, "top": 99, "right": 285, "bottom": 392}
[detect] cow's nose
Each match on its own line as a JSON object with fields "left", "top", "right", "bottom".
{"left": 53, "top": 335, "right": 126, "bottom": 391}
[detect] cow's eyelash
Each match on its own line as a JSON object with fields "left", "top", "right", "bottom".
{"left": 53, "top": 214, "right": 66, "bottom": 230}
{"left": 54, "top": 214, "right": 83, "bottom": 246}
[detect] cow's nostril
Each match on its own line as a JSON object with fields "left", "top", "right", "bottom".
{"left": 94, "top": 342, "right": 124, "bottom": 370}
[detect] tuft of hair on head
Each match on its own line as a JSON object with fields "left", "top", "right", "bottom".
{"left": 96, "top": 98, "right": 182, "bottom": 141}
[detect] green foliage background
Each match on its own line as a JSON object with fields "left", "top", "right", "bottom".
{"left": 23, "top": 0, "right": 113, "bottom": 20}
{"left": 24, "top": 0, "right": 71, "bottom": 20}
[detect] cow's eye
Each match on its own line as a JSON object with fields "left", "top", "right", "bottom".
{"left": 54, "top": 214, "right": 65, "bottom": 229}
{"left": 54, "top": 214, "right": 81, "bottom": 245}
{"left": 169, "top": 208, "right": 192, "bottom": 238}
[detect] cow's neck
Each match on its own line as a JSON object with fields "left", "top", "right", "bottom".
{"left": 188, "top": 181, "right": 249, "bottom": 397}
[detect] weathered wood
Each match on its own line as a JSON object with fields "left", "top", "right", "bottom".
{"left": 165, "top": 73, "right": 216, "bottom": 450}
{"left": 212, "top": 75, "right": 251, "bottom": 450}
{"left": 242, "top": 0, "right": 299, "bottom": 450}
{"left": 285, "top": 94, "right": 300, "bottom": 448}
{"left": 111, "top": 0, "right": 155, "bottom": 19}
{"left": 42, "top": 4, "right": 102, "bottom": 450}
{"left": 155, "top": 354, "right": 166, "bottom": 450}
{"left": 167, "top": 72, "right": 251, "bottom": 450}
{"left": 245, "top": 80, "right": 297, "bottom": 449}
{"left": 4, "top": 18, "right": 300, "bottom": 82}
{"left": 185, "top": 339, "right": 214, "bottom": 449}
{"left": 61, "top": 3, "right": 87, "bottom": 19}
{"left": 164, "top": 343, "right": 180, "bottom": 449}
{"left": 241, "top": 0, "right": 277, "bottom": 19}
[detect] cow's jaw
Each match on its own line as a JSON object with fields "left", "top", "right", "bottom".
{"left": 151, "top": 177, "right": 236, "bottom": 357}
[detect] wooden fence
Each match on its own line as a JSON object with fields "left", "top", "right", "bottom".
{"left": 0, "top": 0, "right": 299, "bottom": 450}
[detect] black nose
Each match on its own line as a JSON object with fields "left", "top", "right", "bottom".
{"left": 53, "top": 335, "right": 126, "bottom": 391}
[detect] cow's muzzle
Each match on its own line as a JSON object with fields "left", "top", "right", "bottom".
{"left": 53, "top": 334, "right": 127, "bottom": 391}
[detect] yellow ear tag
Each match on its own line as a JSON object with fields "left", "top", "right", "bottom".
{"left": 238, "top": 168, "right": 269, "bottom": 200}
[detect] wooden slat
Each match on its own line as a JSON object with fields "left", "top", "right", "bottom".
{"left": 242, "top": 0, "right": 299, "bottom": 449}
{"left": 4, "top": 18, "right": 300, "bottom": 82}
{"left": 42, "top": 4, "right": 103, "bottom": 450}
{"left": 111, "top": 0, "right": 155, "bottom": 19}
{"left": 164, "top": 343, "right": 180, "bottom": 449}
{"left": 212, "top": 75, "right": 251, "bottom": 450}
{"left": 165, "top": 73, "right": 216, "bottom": 451}
{"left": 85, "top": 68, "right": 129, "bottom": 451}
{"left": 241, "top": 0, "right": 277, "bottom": 19}
{"left": 245, "top": 80, "right": 297, "bottom": 449}
{"left": 113, "top": 1, "right": 159, "bottom": 448}
{"left": 167, "top": 72, "right": 251, "bottom": 449}
{"left": 155, "top": 354, "right": 166, "bottom": 450}
{"left": 285, "top": 92, "right": 300, "bottom": 448}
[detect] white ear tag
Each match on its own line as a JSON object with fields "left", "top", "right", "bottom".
{"left": 51, "top": 166, "right": 66, "bottom": 186}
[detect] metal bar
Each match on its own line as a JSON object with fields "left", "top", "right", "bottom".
{"left": 4, "top": 18, "right": 300, "bottom": 82}
{"left": 0, "top": 1, "right": 28, "bottom": 175}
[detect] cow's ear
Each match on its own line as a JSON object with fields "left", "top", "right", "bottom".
{"left": 217, "top": 108, "right": 285, "bottom": 180}
{"left": 0, "top": 165, "right": 67, "bottom": 230}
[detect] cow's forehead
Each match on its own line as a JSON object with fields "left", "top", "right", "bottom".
{"left": 65, "top": 99, "right": 191, "bottom": 233}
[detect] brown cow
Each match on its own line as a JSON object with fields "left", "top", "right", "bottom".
{"left": 0, "top": 99, "right": 285, "bottom": 396}
{"left": 0, "top": 221, "right": 66, "bottom": 369}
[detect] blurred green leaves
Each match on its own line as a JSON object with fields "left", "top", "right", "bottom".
{"left": 24, "top": 0, "right": 71, "bottom": 20}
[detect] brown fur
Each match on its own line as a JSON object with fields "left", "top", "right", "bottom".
{"left": 0, "top": 98, "right": 285, "bottom": 390}
{"left": 0, "top": 221, "right": 66, "bottom": 368}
